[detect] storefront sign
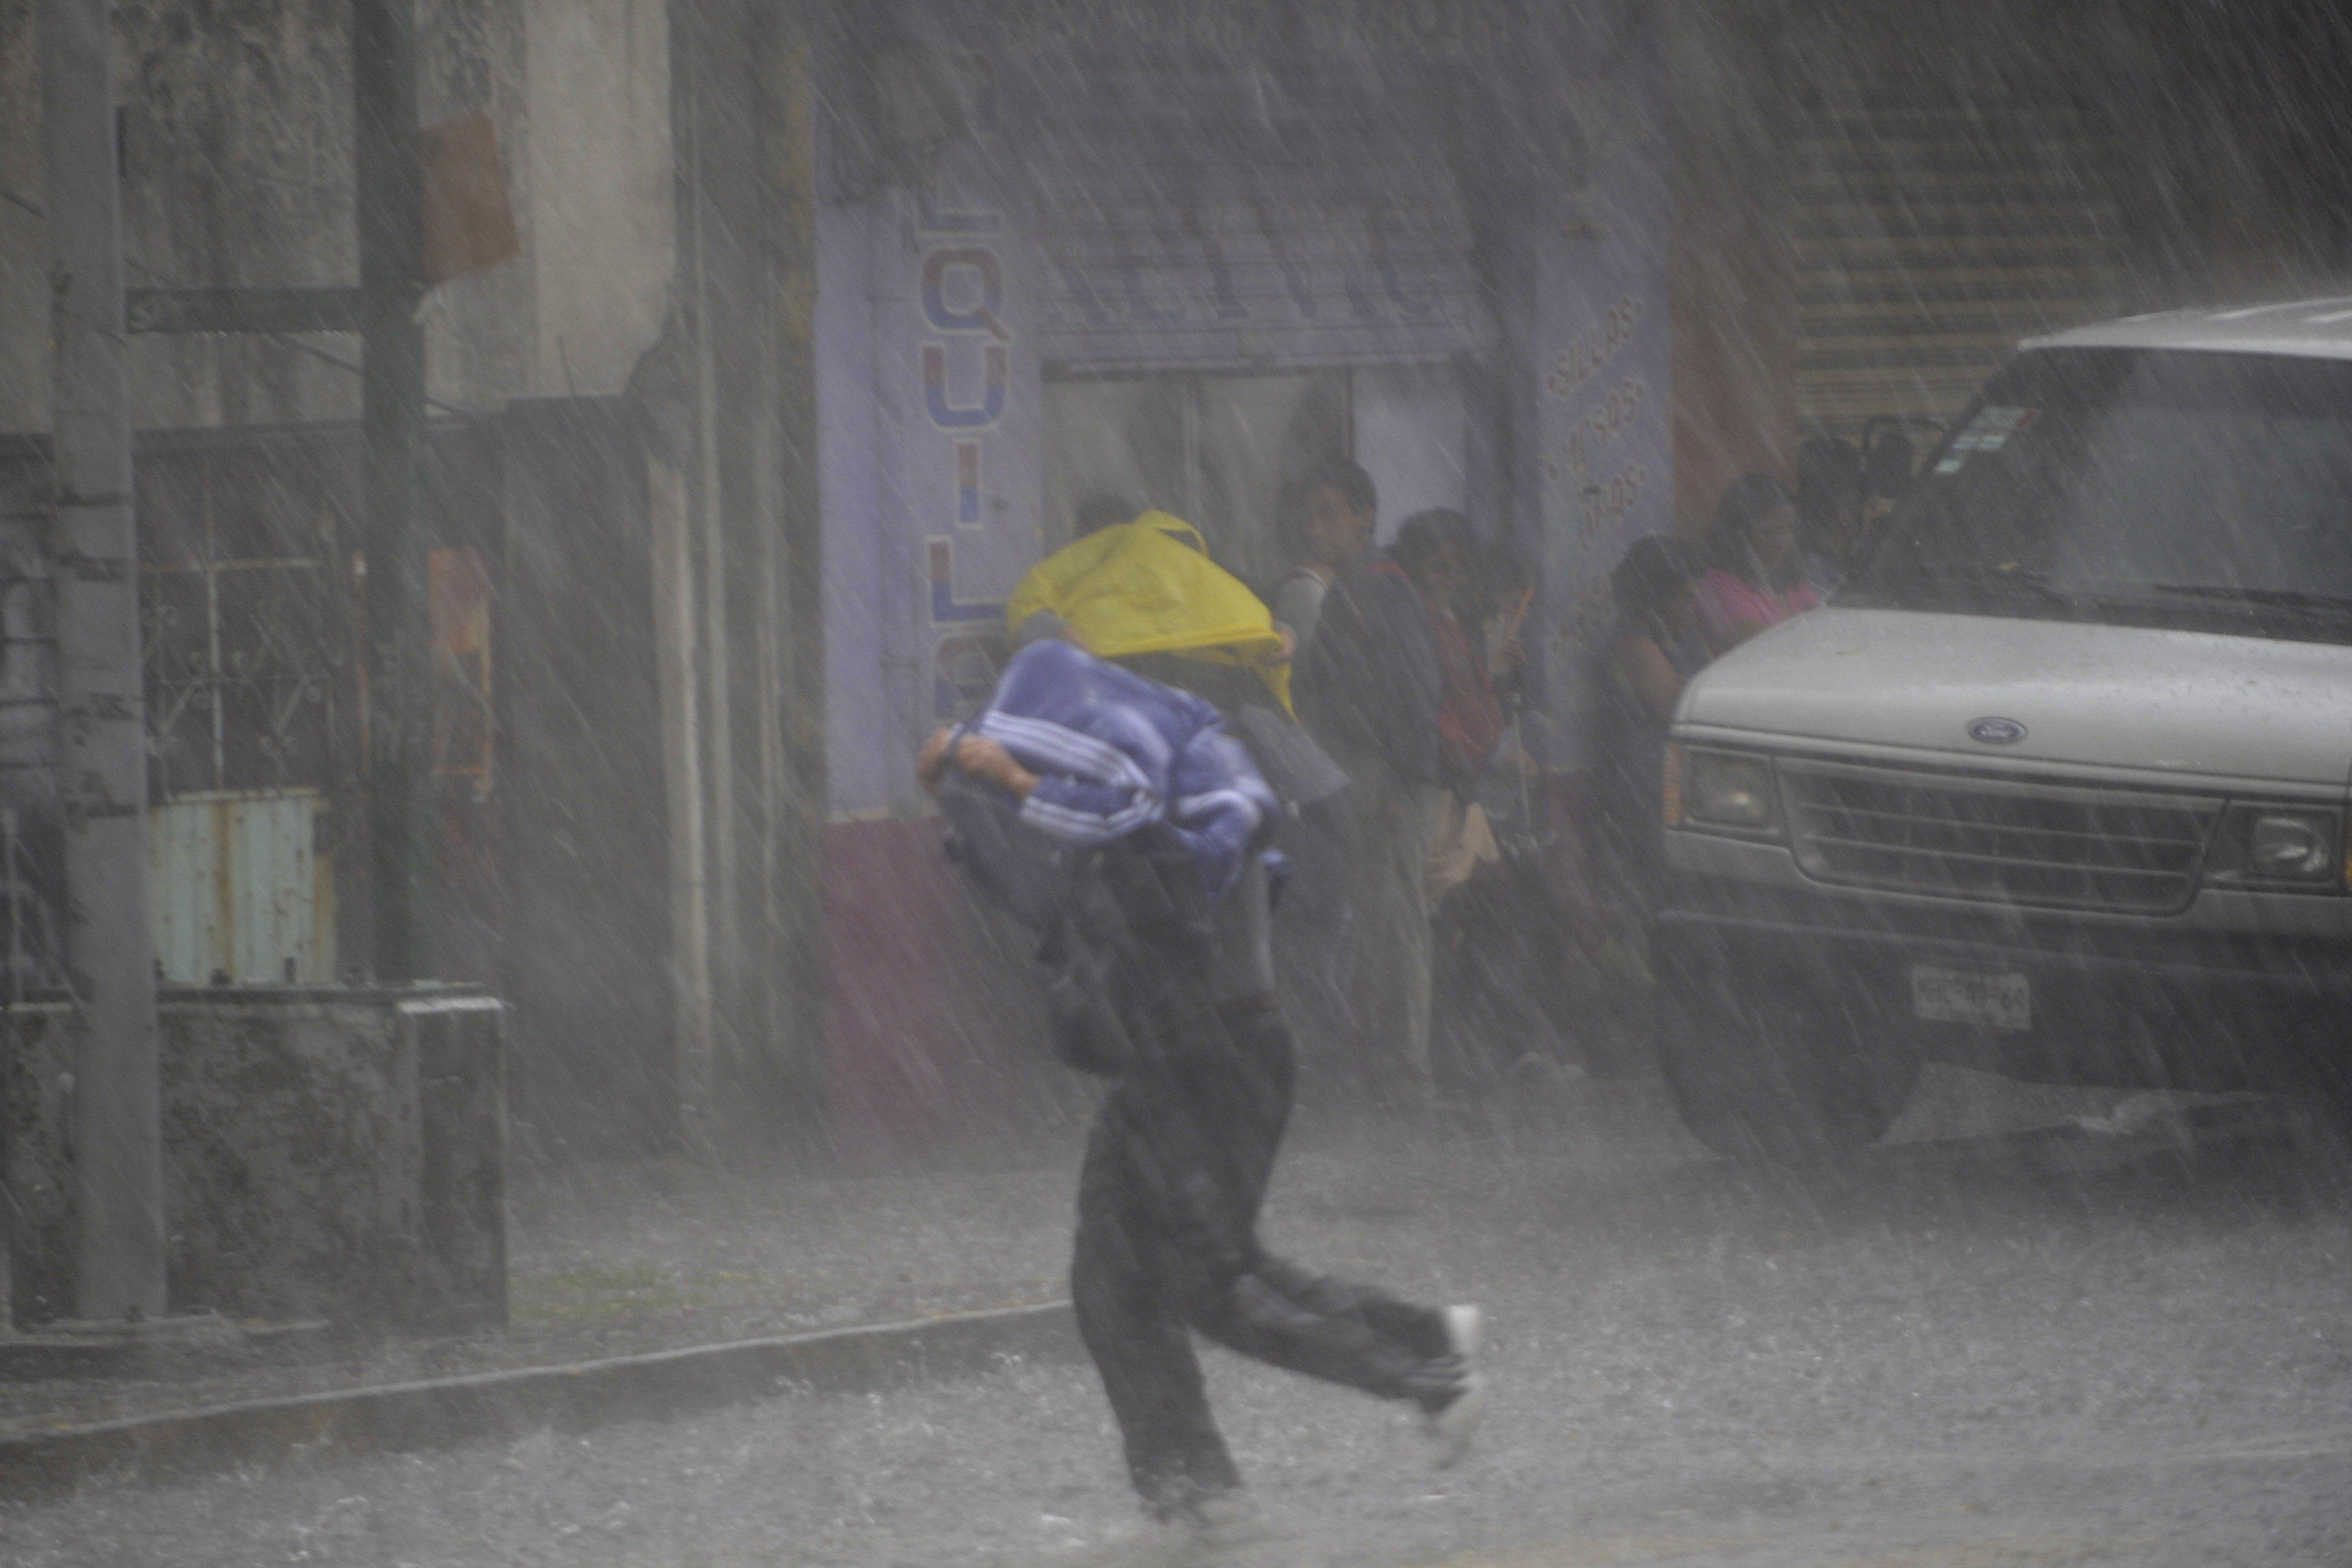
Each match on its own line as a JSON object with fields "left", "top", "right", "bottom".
{"left": 1524, "top": 46, "right": 1674, "bottom": 773}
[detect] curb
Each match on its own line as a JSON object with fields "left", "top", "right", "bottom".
{"left": 0, "top": 1300, "right": 1081, "bottom": 1503}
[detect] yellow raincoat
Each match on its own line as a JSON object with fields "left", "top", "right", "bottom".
{"left": 1005, "top": 511, "right": 1293, "bottom": 712}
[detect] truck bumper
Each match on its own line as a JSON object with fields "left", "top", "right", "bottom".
{"left": 1655, "top": 889, "right": 2351, "bottom": 1095}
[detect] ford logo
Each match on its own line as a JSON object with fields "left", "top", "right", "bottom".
{"left": 1966, "top": 716, "right": 2028, "bottom": 745}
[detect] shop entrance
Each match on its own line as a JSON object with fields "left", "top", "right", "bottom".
{"left": 1040, "top": 362, "right": 1472, "bottom": 590}
{"left": 1040, "top": 371, "right": 1350, "bottom": 592}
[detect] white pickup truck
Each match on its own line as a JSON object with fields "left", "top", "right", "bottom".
{"left": 1658, "top": 301, "right": 2352, "bottom": 1160}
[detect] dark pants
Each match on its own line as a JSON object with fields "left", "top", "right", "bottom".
{"left": 1271, "top": 795, "right": 1356, "bottom": 1081}
{"left": 1067, "top": 860, "right": 1452, "bottom": 1515}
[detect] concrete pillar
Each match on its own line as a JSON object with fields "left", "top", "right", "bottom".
{"left": 354, "top": 0, "right": 435, "bottom": 981}
{"left": 41, "top": 0, "right": 167, "bottom": 1320}
{"left": 648, "top": 0, "right": 828, "bottom": 1152}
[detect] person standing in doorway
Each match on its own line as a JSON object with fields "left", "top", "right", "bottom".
{"left": 1265, "top": 471, "right": 1379, "bottom": 1087}
{"left": 1597, "top": 533, "right": 1715, "bottom": 909}
{"left": 1290, "top": 459, "right": 1447, "bottom": 1107}
{"left": 1389, "top": 510, "right": 1504, "bottom": 803}
{"left": 1271, "top": 466, "right": 1377, "bottom": 656}
{"left": 1693, "top": 472, "right": 1817, "bottom": 654}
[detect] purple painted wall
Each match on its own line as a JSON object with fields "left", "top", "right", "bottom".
{"left": 818, "top": 198, "right": 890, "bottom": 814}
{"left": 822, "top": 33, "right": 1046, "bottom": 815}
{"left": 1512, "top": 15, "right": 1676, "bottom": 771}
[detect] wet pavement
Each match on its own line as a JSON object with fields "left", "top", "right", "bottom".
{"left": 0, "top": 1127, "right": 1089, "bottom": 1439}
{"left": 5, "top": 1062, "right": 2351, "bottom": 1564}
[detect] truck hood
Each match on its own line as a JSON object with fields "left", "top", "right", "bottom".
{"left": 1678, "top": 608, "right": 2352, "bottom": 789}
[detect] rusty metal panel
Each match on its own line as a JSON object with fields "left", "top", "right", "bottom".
{"left": 149, "top": 797, "right": 224, "bottom": 984}
{"left": 148, "top": 789, "right": 335, "bottom": 984}
{"left": 420, "top": 113, "right": 520, "bottom": 286}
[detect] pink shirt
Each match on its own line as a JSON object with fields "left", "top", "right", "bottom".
{"left": 1693, "top": 569, "right": 1817, "bottom": 649}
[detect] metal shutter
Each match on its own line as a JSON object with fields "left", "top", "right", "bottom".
{"left": 1792, "top": 90, "right": 2125, "bottom": 435}
{"left": 1001, "top": 58, "right": 1491, "bottom": 374}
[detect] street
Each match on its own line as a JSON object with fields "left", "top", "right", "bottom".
{"left": 5, "top": 1066, "right": 2349, "bottom": 1567}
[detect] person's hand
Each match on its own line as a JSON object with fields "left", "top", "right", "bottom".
{"left": 1248, "top": 627, "right": 1296, "bottom": 668}
{"left": 919, "top": 728, "right": 1040, "bottom": 799}
{"left": 1493, "top": 631, "right": 1526, "bottom": 672}
{"left": 952, "top": 734, "right": 1040, "bottom": 799}
{"left": 916, "top": 726, "right": 955, "bottom": 795}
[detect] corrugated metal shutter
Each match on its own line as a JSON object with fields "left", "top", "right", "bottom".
{"left": 1004, "top": 60, "right": 1490, "bottom": 373}
{"left": 1792, "top": 91, "right": 2125, "bottom": 433}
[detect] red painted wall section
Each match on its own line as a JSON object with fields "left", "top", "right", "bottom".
{"left": 823, "top": 817, "right": 1071, "bottom": 1163}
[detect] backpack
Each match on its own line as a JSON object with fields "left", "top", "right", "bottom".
{"left": 938, "top": 771, "right": 1211, "bottom": 1078}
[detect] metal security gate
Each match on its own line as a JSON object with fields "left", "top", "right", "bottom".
{"left": 1009, "top": 55, "right": 1490, "bottom": 582}
{"left": 1012, "top": 57, "right": 1492, "bottom": 375}
{"left": 1792, "top": 89, "right": 2126, "bottom": 435}
{"left": 0, "top": 422, "right": 509, "bottom": 994}
{"left": 137, "top": 431, "right": 360, "bottom": 984}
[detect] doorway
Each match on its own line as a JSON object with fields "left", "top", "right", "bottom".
{"left": 1040, "top": 371, "right": 1350, "bottom": 591}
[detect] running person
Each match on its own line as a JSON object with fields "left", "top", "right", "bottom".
{"left": 918, "top": 639, "right": 1487, "bottom": 1526}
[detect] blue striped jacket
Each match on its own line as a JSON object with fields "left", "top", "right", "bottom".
{"left": 960, "top": 639, "right": 1278, "bottom": 902}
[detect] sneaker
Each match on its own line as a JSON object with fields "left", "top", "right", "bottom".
{"left": 1185, "top": 1492, "right": 1273, "bottom": 1548}
{"left": 1442, "top": 1302, "right": 1484, "bottom": 1361}
{"left": 1425, "top": 1370, "right": 1488, "bottom": 1469}
{"left": 1147, "top": 1484, "right": 1268, "bottom": 1546}
{"left": 1424, "top": 1303, "right": 1487, "bottom": 1468}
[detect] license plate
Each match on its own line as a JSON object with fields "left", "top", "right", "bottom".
{"left": 1911, "top": 964, "right": 2031, "bottom": 1032}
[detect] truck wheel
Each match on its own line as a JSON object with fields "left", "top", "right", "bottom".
{"left": 1659, "top": 957, "right": 1920, "bottom": 1164}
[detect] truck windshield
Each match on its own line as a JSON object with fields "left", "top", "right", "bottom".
{"left": 1843, "top": 347, "right": 2352, "bottom": 645}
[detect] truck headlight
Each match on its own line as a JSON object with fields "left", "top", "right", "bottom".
{"left": 2252, "top": 813, "right": 2335, "bottom": 880}
{"left": 1681, "top": 748, "right": 1780, "bottom": 834}
{"left": 2207, "top": 804, "right": 2343, "bottom": 890}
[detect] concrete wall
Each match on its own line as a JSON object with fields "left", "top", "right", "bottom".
{"left": 627, "top": 0, "right": 829, "bottom": 1152}
{"left": 520, "top": 0, "right": 673, "bottom": 398}
{"left": 0, "top": 0, "right": 674, "bottom": 435}
{"left": 497, "top": 398, "right": 675, "bottom": 1158}
{"left": 3, "top": 988, "right": 506, "bottom": 1330}
{"left": 0, "top": 3, "right": 48, "bottom": 437}
{"left": 416, "top": 0, "right": 539, "bottom": 410}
